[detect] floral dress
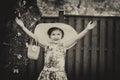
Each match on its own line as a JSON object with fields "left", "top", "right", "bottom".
{"left": 37, "top": 42, "right": 68, "bottom": 80}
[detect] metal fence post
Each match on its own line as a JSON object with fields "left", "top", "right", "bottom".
{"left": 59, "top": 10, "right": 64, "bottom": 23}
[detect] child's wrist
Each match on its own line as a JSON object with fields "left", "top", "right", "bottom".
{"left": 85, "top": 28, "right": 89, "bottom": 31}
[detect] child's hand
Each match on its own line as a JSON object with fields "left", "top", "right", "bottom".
{"left": 86, "top": 21, "right": 97, "bottom": 30}
{"left": 15, "top": 17, "right": 24, "bottom": 28}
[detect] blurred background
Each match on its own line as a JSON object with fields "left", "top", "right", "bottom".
{"left": 0, "top": 0, "right": 120, "bottom": 80}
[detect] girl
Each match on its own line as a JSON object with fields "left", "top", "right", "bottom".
{"left": 15, "top": 17, "right": 97, "bottom": 80}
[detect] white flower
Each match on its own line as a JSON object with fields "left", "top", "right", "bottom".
{"left": 17, "top": 32, "right": 21, "bottom": 36}
{"left": 17, "top": 54, "right": 22, "bottom": 59}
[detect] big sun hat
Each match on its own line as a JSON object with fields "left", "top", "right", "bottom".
{"left": 34, "top": 23, "right": 78, "bottom": 48}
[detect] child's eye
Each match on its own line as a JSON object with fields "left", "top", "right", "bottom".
{"left": 52, "top": 34, "right": 55, "bottom": 35}
{"left": 57, "top": 34, "right": 60, "bottom": 35}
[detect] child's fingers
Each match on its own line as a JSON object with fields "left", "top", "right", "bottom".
{"left": 16, "top": 17, "right": 22, "bottom": 23}
{"left": 16, "top": 17, "right": 21, "bottom": 20}
{"left": 15, "top": 17, "right": 23, "bottom": 26}
{"left": 93, "top": 20, "right": 97, "bottom": 23}
{"left": 90, "top": 21, "right": 94, "bottom": 24}
{"left": 93, "top": 21, "right": 97, "bottom": 25}
{"left": 15, "top": 17, "right": 18, "bottom": 23}
{"left": 89, "top": 21, "right": 93, "bottom": 24}
{"left": 90, "top": 20, "right": 97, "bottom": 25}
{"left": 15, "top": 17, "right": 19, "bottom": 22}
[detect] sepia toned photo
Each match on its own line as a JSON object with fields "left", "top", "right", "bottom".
{"left": 0, "top": 0, "right": 120, "bottom": 80}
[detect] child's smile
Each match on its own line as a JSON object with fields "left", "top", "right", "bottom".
{"left": 50, "top": 30, "right": 62, "bottom": 43}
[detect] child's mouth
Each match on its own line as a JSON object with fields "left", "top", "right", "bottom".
{"left": 53, "top": 39, "right": 59, "bottom": 41}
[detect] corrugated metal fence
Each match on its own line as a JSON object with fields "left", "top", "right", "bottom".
{"left": 27, "top": 11, "right": 120, "bottom": 80}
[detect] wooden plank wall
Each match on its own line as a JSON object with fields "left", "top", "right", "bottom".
{"left": 27, "top": 12, "right": 120, "bottom": 80}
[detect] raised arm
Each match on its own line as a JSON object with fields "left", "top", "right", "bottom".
{"left": 64, "top": 21, "right": 97, "bottom": 49}
{"left": 15, "top": 17, "right": 37, "bottom": 40}
{"left": 15, "top": 17, "right": 46, "bottom": 47}
{"left": 76, "top": 21, "right": 97, "bottom": 40}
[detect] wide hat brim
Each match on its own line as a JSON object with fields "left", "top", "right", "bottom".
{"left": 34, "top": 23, "right": 78, "bottom": 48}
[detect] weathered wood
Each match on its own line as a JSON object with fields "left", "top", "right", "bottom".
{"left": 91, "top": 18, "right": 98, "bottom": 80}
{"left": 107, "top": 19, "right": 114, "bottom": 80}
{"left": 83, "top": 18, "right": 91, "bottom": 80}
{"left": 99, "top": 18, "right": 106, "bottom": 80}
{"left": 75, "top": 17, "right": 84, "bottom": 80}
{"left": 115, "top": 19, "right": 120, "bottom": 80}
{"left": 66, "top": 16, "right": 76, "bottom": 80}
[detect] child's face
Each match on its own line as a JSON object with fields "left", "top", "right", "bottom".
{"left": 50, "top": 30, "right": 63, "bottom": 43}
